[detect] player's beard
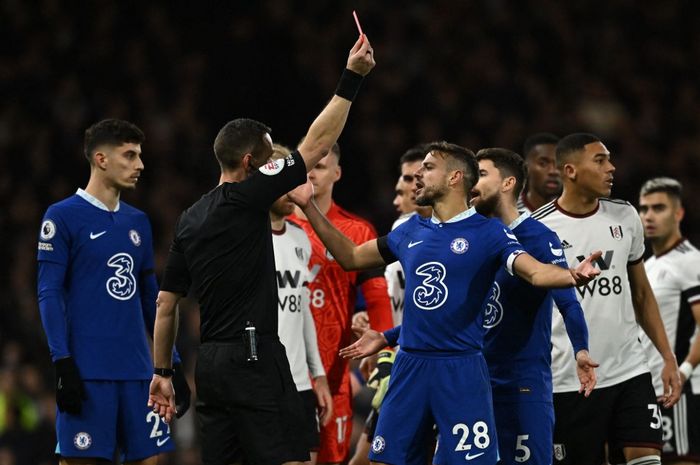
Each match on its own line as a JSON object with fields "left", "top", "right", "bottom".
{"left": 415, "top": 184, "right": 445, "bottom": 207}
{"left": 473, "top": 192, "right": 499, "bottom": 217}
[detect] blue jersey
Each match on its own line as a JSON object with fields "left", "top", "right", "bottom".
{"left": 483, "top": 214, "right": 587, "bottom": 402}
{"left": 377, "top": 208, "right": 524, "bottom": 352}
{"left": 37, "top": 189, "right": 156, "bottom": 380}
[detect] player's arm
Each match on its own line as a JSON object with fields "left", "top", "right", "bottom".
{"left": 553, "top": 288, "right": 599, "bottom": 396}
{"left": 628, "top": 260, "right": 681, "bottom": 407}
{"left": 680, "top": 302, "right": 700, "bottom": 384}
{"left": 290, "top": 186, "right": 386, "bottom": 271}
{"left": 298, "top": 35, "right": 375, "bottom": 171}
{"left": 513, "top": 251, "right": 601, "bottom": 288}
{"left": 149, "top": 290, "right": 181, "bottom": 423}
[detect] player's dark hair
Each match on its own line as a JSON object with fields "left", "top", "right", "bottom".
{"left": 639, "top": 177, "right": 683, "bottom": 202}
{"left": 84, "top": 119, "right": 145, "bottom": 163}
{"left": 522, "top": 132, "right": 559, "bottom": 158}
{"left": 555, "top": 133, "right": 601, "bottom": 167}
{"left": 214, "top": 118, "right": 272, "bottom": 170}
{"left": 399, "top": 144, "right": 429, "bottom": 167}
{"left": 425, "top": 141, "right": 479, "bottom": 193}
{"left": 476, "top": 148, "right": 528, "bottom": 200}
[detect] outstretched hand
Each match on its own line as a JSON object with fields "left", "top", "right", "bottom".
{"left": 148, "top": 375, "right": 176, "bottom": 423}
{"left": 287, "top": 178, "right": 314, "bottom": 209}
{"left": 339, "top": 329, "right": 387, "bottom": 360}
{"left": 571, "top": 250, "right": 602, "bottom": 286}
{"left": 575, "top": 350, "right": 599, "bottom": 397}
{"left": 346, "top": 35, "right": 375, "bottom": 76}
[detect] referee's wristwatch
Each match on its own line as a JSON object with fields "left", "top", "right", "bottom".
{"left": 154, "top": 367, "right": 175, "bottom": 378}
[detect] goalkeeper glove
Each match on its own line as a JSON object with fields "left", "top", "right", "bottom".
{"left": 367, "top": 349, "right": 395, "bottom": 410}
{"left": 54, "top": 357, "right": 86, "bottom": 414}
{"left": 172, "top": 363, "right": 191, "bottom": 418}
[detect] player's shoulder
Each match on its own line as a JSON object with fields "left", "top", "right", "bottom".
{"left": 670, "top": 239, "right": 700, "bottom": 261}
{"left": 391, "top": 212, "right": 415, "bottom": 231}
{"left": 118, "top": 200, "right": 146, "bottom": 216}
{"left": 530, "top": 200, "right": 557, "bottom": 221}
{"left": 521, "top": 215, "right": 557, "bottom": 237}
{"left": 599, "top": 197, "right": 636, "bottom": 214}
{"left": 284, "top": 219, "right": 311, "bottom": 245}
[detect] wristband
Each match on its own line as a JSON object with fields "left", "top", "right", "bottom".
{"left": 154, "top": 367, "right": 175, "bottom": 377}
{"left": 335, "top": 69, "right": 363, "bottom": 101}
{"left": 679, "top": 361, "right": 694, "bottom": 380}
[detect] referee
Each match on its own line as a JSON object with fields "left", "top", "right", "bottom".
{"left": 148, "top": 35, "right": 375, "bottom": 465}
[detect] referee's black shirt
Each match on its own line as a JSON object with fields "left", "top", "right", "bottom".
{"left": 161, "top": 151, "right": 307, "bottom": 342}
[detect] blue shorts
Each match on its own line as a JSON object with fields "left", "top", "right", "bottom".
{"left": 370, "top": 350, "right": 499, "bottom": 465}
{"left": 493, "top": 400, "right": 554, "bottom": 465}
{"left": 56, "top": 379, "right": 174, "bottom": 461}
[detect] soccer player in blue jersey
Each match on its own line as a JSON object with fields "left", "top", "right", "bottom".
{"left": 36, "top": 119, "right": 190, "bottom": 464}
{"left": 292, "top": 141, "right": 601, "bottom": 465}
{"left": 470, "top": 148, "right": 598, "bottom": 465}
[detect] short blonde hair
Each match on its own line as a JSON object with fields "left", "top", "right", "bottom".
{"left": 271, "top": 143, "right": 292, "bottom": 160}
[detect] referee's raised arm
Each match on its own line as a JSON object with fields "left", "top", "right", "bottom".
{"left": 298, "top": 34, "right": 375, "bottom": 171}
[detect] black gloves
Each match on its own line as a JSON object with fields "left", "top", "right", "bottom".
{"left": 172, "top": 362, "right": 191, "bottom": 418}
{"left": 54, "top": 357, "right": 86, "bottom": 414}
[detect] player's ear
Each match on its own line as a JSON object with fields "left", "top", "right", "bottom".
{"left": 563, "top": 163, "right": 576, "bottom": 181}
{"left": 502, "top": 176, "right": 516, "bottom": 193}
{"left": 334, "top": 164, "right": 342, "bottom": 182}
{"left": 450, "top": 169, "right": 463, "bottom": 187}
{"left": 675, "top": 205, "right": 685, "bottom": 223}
{"left": 241, "top": 153, "right": 254, "bottom": 172}
{"left": 93, "top": 151, "right": 108, "bottom": 170}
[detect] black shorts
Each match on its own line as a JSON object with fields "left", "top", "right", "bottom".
{"left": 552, "top": 372, "right": 662, "bottom": 465}
{"left": 195, "top": 339, "right": 309, "bottom": 465}
{"left": 299, "top": 389, "right": 320, "bottom": 451}
{"left": 609, "top": 385, "right": 700, "bottom": 463}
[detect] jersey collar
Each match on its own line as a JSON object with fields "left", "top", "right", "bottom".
{"left": 431, "top": 207, "right": 476, "bottom": 224}
{"left": 508, "top": 211, "right": 530, "bottom": 230}
{"left": 76, "top": 188, "right": 120, "bottom": 212}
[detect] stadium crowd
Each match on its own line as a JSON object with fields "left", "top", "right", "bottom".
{"left": 1, "top": 1, "right": 700, "bottom": 463}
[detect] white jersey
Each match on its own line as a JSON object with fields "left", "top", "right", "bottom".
{"left": 384, "top": 213, "right": 414, "bottom": 326}
{"left": 642, "top": 239, "right": 700, "bottom": 395}
{"left": 533, "top": 198, "right": 649, "bottom": 392}
{"left": 273, "top": 220, "right": 325, "bottom": 391}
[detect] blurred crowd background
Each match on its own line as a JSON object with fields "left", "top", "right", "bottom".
{"left": 2, "top": 1, "right": 699, "bottom": 463}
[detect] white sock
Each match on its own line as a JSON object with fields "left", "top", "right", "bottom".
{"left": 627, "top": 455, "right": 661, "bottom": 465}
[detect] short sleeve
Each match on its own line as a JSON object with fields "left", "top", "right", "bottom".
{"left": 37, "top": 206, "right": 71, "bottom": 266}
{"left": 628, "top": 208, "right": 646, "bottom": 263}
{"left": 492, "top": 224, "right": 526, "bottom": 275}
{"left": 161, "top": 217, "right": 192, "bottom": 295}
{"left": 377, "top": 218, "right": 412, "bottom": 264}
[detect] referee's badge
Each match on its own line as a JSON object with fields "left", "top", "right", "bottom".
{"left": 259, "top": 159, "right": 285, "bottom": 176}
{"left": 371, "top": 435, "right": 386, "bottom": 453}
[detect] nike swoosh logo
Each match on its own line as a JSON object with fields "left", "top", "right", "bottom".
{"left": 156, "top": 436, "right": 170, "bottom": 447}
{"left": 465, "top": 452, "right": 485, "bottom": 461}
{"left": 408, "top": 240, "right": 424, "bottom": 248}
{"left": 90, "top": 231, "right": 107, "bottom": 240}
